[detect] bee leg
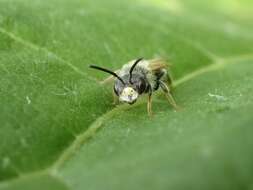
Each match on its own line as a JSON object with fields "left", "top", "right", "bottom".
{"left": 159, "top": 81, "right": 179, "bottom": 111}
{"left": 147, "top": 92, "right": 153, "bottom": 117}
{"left": 101, "top": 75, "right": 114, "bottom": 85}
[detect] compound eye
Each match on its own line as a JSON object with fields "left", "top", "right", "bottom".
{"left": 138, "top": 80, "right": 146, "bottom": 94}
{"left": 113, "top": 85, "right": 119, "bottom": 96}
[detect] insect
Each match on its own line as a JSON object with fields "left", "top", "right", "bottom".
{"left": 90, "top": 58, "right": 178, "bottom": 116}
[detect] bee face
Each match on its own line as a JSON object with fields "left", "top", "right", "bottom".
{"left": 113, "top": 74, "right": 148, "bottom": 104}
{"left": 119, "top": 86, "right": 138, "bottom": 104}
{"left": 114, "top": 76, "right": 139, "bottom": 104}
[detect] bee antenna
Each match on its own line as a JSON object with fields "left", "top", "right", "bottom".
{"left": 129, "top": 58, "right": 143, "bottom": 84}
{"left": 89, "top": 65, "right": 125, "bottom": 85}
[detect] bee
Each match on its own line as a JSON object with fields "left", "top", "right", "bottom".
{"left": 90, "top": 58, "right": 178, "bottom": 116}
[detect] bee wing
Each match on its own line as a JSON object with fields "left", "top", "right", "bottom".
{"left": 100, "top": 70, "right": 120, "bottom": 84}
{"left": 148, "top": 58, "right": 169, "bottom": 72}
{"left": 148, "top": 58, "right": 173, "bottom": 85}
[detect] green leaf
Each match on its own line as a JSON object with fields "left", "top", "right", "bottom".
{"left": 0, "top": 0, "right": 253, "bottom": 189}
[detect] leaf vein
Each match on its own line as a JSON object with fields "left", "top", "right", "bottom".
{"left": 0, "top": 27, "right": 97, "bottom": 82}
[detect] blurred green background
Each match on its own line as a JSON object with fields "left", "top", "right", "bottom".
{"left": 0, "top": 0, "right": 253, "bottom": 189}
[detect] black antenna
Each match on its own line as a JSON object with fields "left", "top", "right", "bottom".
{"left": 89, "top": 65, "right": 125, "bottom": 85}
{"left": 129, "top": 58, "right": 143, "bottom": 84}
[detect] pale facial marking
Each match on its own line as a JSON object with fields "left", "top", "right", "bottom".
{"left": 119, "top": 87, "right": 138, "bottom": 104}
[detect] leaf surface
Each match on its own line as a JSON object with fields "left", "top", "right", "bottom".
{"left": 0, "top": 0, "right": 252, "bottom": 189}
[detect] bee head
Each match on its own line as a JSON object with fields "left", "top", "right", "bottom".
{"left": 90, "top": 58, "right": 144, "bottom": 105}
{"left": 119, "top": 86, "right": 138, "bottom": 104}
